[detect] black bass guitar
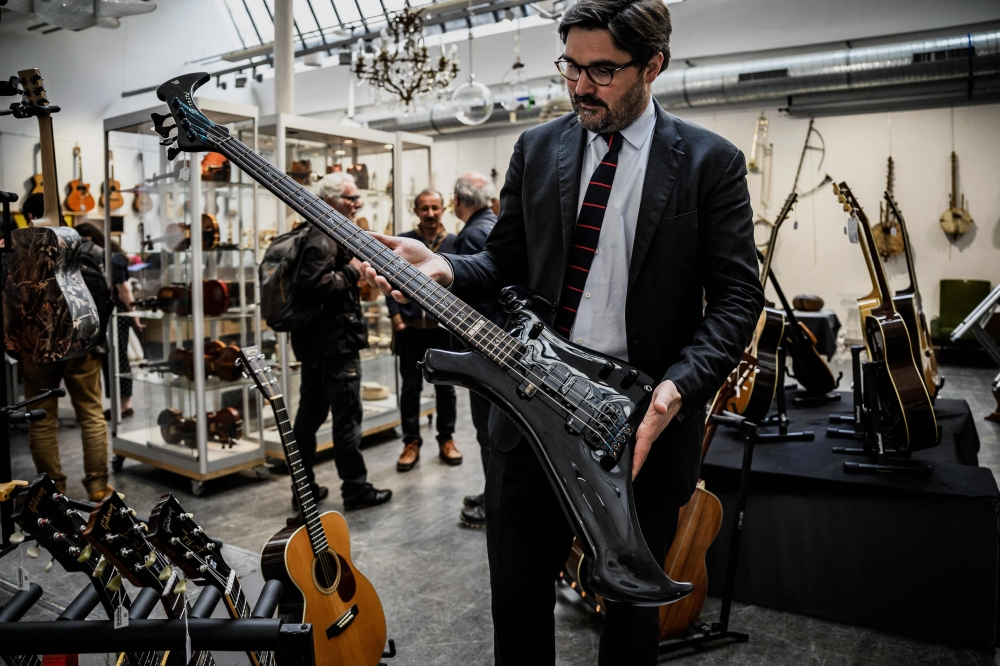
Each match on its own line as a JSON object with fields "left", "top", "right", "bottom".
{"left": 153, "top": 72, "right": 691, "bottom": 607}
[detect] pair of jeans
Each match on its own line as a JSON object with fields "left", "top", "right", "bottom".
{"left": 485, "top": 441, "right": 679, "bottom": 665}
{"left": 20, "top": 353, "right": 109, "bottom": 496}
{"left": 291, "top": 354, "right": 368, "bottom": 501}
{"left": 396, "top": 327, "right": 456, "bottom": 446}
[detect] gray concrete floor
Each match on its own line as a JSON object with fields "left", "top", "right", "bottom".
{"left": 2, "top": 360, "right": 999, "bottom": 665}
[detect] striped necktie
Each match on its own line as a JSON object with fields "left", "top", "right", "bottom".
{"left": 554, "top": 131, "right": 623, "bottom": 338}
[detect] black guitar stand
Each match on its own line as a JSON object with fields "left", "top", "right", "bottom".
{"left": 658, "top": 412, "right": 757, "bottom": 660}
{"left": 828, "top": 346, "right": 865, "bottom": 437}
{"left": 753, "top": 347, "right": 814, "bottom": 443}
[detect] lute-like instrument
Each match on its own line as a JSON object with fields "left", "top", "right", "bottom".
{"left": 154, "top": 72, "right": 692, "bottom": 606}
{"left": 939, "top": 151, "right": 973, "bottom": 239}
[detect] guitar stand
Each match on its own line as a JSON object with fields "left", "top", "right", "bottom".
{"left": 658, "top": 413, "right": 757, "bottom": 659}
{"left": 753, "top": 348, "right": 814, "bottom": 443}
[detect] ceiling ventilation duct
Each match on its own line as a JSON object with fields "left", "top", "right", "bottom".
{"left": 367, "top": 29, "right": 1000, "bottom": 133}
{"left": 5, "top": 0, "right": 156, "bottom": 30}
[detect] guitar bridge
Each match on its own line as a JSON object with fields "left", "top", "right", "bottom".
{"left": 325, "top": 604, "right": 359, "bottom": 638}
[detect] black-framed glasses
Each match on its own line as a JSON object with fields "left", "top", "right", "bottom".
{"left": 338, "top": 195, "right": 362, "bottom": 203}
{"left": 555, "top": 58, "right": 636, "bottom": 86}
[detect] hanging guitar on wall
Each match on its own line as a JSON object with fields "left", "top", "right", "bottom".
{"left": 99, "top": 150, "right": 125, "bottom": 211}
{"left": 873, "top": 156, "right": 903, "bottom": 259}
{"left": 64, "top": 144, "right": 95, "bottom": 213}
{"left": 940, "top": 151, "right": 973, "bottom": 240}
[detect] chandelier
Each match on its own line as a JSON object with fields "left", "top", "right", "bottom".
{"left": 352, "top": 8, "right": 460, "bottom": 107}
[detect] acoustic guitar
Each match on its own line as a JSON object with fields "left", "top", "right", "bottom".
{"left": 240, "top": 346, "right": 388, "bottom": 666}
{"left": 730, "top": 193, "right": 796, "bottom": 422}
{"left": 883, "top": 192, "right": 940, "bottom": 400}
{"left": 65, "top": 145, "right": 95, "bottom": 213}
{"left": 833, "top": 182, "right": 937, "bottom": 451}
{"left": 28, "top": 142, "right": 44, "bottom": 195}
{"left": 659, "top": 354, "right": 756, "bottom": 639}
{"left": 2, "top": 69, "right": 100, "bottom": 364}
{"left": 132, "top": 152, "right": 154, "bottom": 214}
{"left": 99, "top": 150, "right": 125, "bottom": 211}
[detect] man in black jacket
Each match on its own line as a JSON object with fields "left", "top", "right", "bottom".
{"left": 388, "top": 189, "right": 463, "bottom": 472}
{"left": 451, "top": 172, "right": 500, "bottom": 528}
{"left": 362, "top": 0, "right": 763, "bottom": 660}
{"left": 291, "top": 172, "right": 392, "bottom": 513}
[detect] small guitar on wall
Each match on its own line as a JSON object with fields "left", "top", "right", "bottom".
{"left": 65, "top": 145, "right": 95, "bottom": 213}
{"left": 148, "top": 494, "right": 276, "bottom": 666}
{"left": 238, "top": 346, "right": 389, "bottom": 666}
{"left": 99, "top": 149, "right": 125, "bottom": 211}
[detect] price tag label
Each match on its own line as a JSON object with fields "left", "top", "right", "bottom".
{"left": 115, "top": 605, "right": 129, "bottom": 629}
{"left": 225, "top": 569, "right": 236, "bottom": 595}
{"left": 847, "top": 214, "right": 859, "bottom": 244}
{"left": 161, "top": 570, "right": 178, "bottom": 598}
{"left": 179, "top": 166, "right": 191, "bottom": 182}
{"left": 17, "top": 566, "right": 30, "bottom": 591}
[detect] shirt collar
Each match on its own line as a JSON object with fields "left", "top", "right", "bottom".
{"left": 585, "top": 97, "right": 656, "bottom": 152}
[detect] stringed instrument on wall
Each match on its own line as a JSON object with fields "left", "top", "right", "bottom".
{"left": 3, "top": 69, "right": 100, "bottom": 363}
{"left": 99, "top": 150, "right": 125, "bottom": 211}
{"left": 940, "top": 151, "right": 973, "bottom": 240}
{"left": 730, "top": 193, "right": 796, "bottom": 422}
{"left": 239, "top": 346, "right": 389, "bottom": 666}
{"left": 833, "top": 182, "right": 937, "bottom": 452}
{"left": 873, "top": 156, "right": 903, "bottom": 259}
{"left": 883, "top": 192, "right": 940, "bottom": 400}
{"left": 65, "top": 145, "right": 95, "bottom": 213}
{"left": 28, "top": 142, "right": 44, "bottom": 194}
{"left": 132, "top": 152, "right": 154, "bottom": 214}
{"left": 148, "top": 494, "right": 277, "bottom": 666}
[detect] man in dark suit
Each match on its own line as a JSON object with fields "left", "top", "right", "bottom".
{"left": 362, "top": 0, "right": 763, "bottom": 661}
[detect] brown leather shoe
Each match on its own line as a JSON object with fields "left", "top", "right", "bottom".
{"left": 438, "top": 440, "right": 463, "bottom": 466}
{"left": 397, "top": 440, "right": 421, "bottom": 472}
{"left": 88, "top": 485, "right": 114, "bottom": 502}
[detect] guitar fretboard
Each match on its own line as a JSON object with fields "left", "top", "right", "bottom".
{"left": 223, "top": 578, "right": 275, "bottom": 666}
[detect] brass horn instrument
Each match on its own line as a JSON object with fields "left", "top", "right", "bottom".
{"left": 747, "top": 113, "right": 769, "bottom": 172}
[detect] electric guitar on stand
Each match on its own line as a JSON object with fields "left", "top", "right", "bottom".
{"left": 239, "top": 346, "right": 389, "bottom": 666}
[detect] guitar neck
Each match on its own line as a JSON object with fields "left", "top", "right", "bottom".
{"left": 90, "top": 566, "right": 160, "bottom": 666}
{"left": 884, "top": 192, "right": 918, "bottom": 295}
{"left": 213, "top": 135, "right": 524, "bottom": 367}
{"left": 223, "top": 579, "right": 276, "bottom": 666}
{"left": 35, "top": 114, "right": 61, "bottom": 227}
{"left": 854, "top": 204, "right": 895, "bottom": 307}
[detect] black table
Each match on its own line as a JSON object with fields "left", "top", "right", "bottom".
{"left": 702, "top": 393, "right": 998, "bottom": 652}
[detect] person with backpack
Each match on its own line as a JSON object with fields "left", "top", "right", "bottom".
{"left": 264, "top": 172, "right": 392, "bottom": 516}
{"left": 16, "top": 195, "right": 114, "bottom": 501}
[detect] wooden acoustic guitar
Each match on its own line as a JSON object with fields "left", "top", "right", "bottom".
{"left": 239, "top": 346, "right": 388, "bottom": 665}
{"left": 132, "top": 151, "right": 154, "bottom": 214}
{"left": 28, "top": 142, "right": 44, "bottom": 195}
{"left": 659, "top": 354, "right": 756, "bottom": 639}
{"left": 883, "top": 192, "right": 940, "bottom": 400}
{"left": 99, "top": 149, "right": 125, "bottom": 211}
{"left": 2, "top": 69, "right": 100, "bottom": 364}
{"left": 148, "top": 494, "right": 276, "bottom": 666}
{"left": 730, "top": 193, "right": 796, "bottom": 422}
{"left": 65, "top": 145, "right": 95, "bottom": 213}
{"left": 833, "top": 182, "right": 937, "bottom": 451}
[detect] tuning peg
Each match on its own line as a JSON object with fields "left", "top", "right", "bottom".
{"left": 154, "top": 123, "right": 176, "bottom": 138}
{"left": 832, "top": 182, "right": 841, "bottom": 194}
{"left": 167, "top": 146, "right": 181, "bottom": 161}
{"left": 143, "top": 551, "right": 157, "bottom": 569}
{"left": 241, "top": 371, "right": 249, "bottom": 379}
{"left": 93, "top": 556, "right": 109, "bottom": 578}
{"left": 44, "top": 558, "right": 54, "bottom": 573}
{"left": 151, "top": 112, "right": 171, "bottom": 126}
{"left": 247, "top": 384, "right": 256, "bottom": 392}
{"left": 26, "top": 546, "right": 40, "bottom": 558}
{"left": 9, "top": 531, "right": 24, "bottom": 544}
{"left": 837, "top": 194, "right": 846, "bottom": 204}
{"left": 159, "top": 135, "right": 177, "bottom": 147}
{"left": 158, "top": 564, "right": 173, "bottom": 581}
{"left": 173, "top": 578, "right": 187, "bottom": 594}
{"left": 235, "top": 358, "right": 243, "bottom": 367}
{"left": 77, "top": 544, "right": 93, "bottom": 563}
{"left": 843, "top": 204, "right": 851, "bottom": 212}
{"left": 106, "top": 573, "right": 123, "bottom": 592}
{"left": 117, "top": 492, "right": 126, "bottom": 500}
{"left": 182, "top": 512, "right": 194, "bottom": 521}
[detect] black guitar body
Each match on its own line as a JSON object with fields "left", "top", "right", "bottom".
{"left": 422, "top": 300, "right": 694, "bottom": 607}
{"left": 785, "top": 324, "right": 838, "bottom": 395}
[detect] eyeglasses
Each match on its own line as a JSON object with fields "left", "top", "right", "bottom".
{"left": 555, "top": 58, "right": 636, "bottom": 86}
{"left": 338, "top": 195, "right": 362, "bottom": 203}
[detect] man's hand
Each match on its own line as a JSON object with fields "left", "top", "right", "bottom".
{"left": 361, "top": 233, "right": 454, "bottom": 304}
{"left": 632, "top": 380, "right": 683, "bottom": 480}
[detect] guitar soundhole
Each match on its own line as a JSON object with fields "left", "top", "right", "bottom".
{"left": 313, "top": 551, "right": 341, "bottom": 592}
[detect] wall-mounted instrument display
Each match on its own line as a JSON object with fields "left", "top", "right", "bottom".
{"left": 747, "top": 113, "right": 773, "bottom": 208}
{"left": 660, "top": 355, "right": 756, "bottom": 639}
{"left": 873, "top": 156, "right": 903, "bottom": 259}
{"left": 883, "top": 192, "right": 940, "bottom": 399}
{"left": 148, "top": 494, "right": 276, "bottom": 666}
{"left": 731, "top": 193, "right": 796, "bottom": 422}
{"left": 84, "top": 492, "right": 216, "bottom": 666}
{"left": 3, "top": 69, "right": 100, "bottom": 364}
{"left": 155, "top": 73, "right": 693, "bottom": 606}
{"left": 157, "top": 407, "right": 243, "bottom": 448}
{"left": 164, "top": 213, "right": 220, "bottom": 251}
{"left": 64, "top": 144, "right": 96, "bottom": 213}
{"left": 200, "top": 152, "right": 231, "bottom": 182}
{"left": 99, "top": 150, "right": 125, "bottom": 211}
{"left": 132, "top": 279, "right": 230, "bottom": 317}
{"left": 240, "top": 346, "right": 389, "bottom": 665}
{"left": 12, "top": 475, "right": 161, "bottom": 666}
{"left": 28, "top": 142, "right": 44, "bottom": 194}
{"left": 940, "top": 151, "right": 973, "bottom": 240}
{"left": 833, "top": 182, "right": 937, "bottom": 452}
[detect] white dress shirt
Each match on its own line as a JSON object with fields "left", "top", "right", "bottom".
{"left": 570, "top": 98, "right": 656, "bottom": 361}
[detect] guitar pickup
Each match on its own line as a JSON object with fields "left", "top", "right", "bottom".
{"left": 326, "top": 604, "right": 359, "bottom": 638}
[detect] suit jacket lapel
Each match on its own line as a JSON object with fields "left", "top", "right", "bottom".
{"left": 628, "top": 102, "right": 683, "bottom": 293}
{"left": 557, "top": 119, "right": 586, "bottom": 256}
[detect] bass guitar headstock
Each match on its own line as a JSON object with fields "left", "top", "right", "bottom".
{"left": 152, "top": 73, "right": 228, "bottom": 161}
{"left": 237, "top": 345, "right": 280, "bottom": 403}
{"left": 12, "top": 475, "right": 98, "bottom": 576}
{"left": 148, "top": 494, "right": 233, "bottom": 591}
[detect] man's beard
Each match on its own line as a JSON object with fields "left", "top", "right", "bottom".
{"left": 570, "top": 75, "right": 649, "bottom": 134}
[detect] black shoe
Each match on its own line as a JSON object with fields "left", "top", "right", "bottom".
{"left": 463, "top": 493, "right": 484, "bottom": 509}
{"left": 344, "top": 485, "right": 392, "bottom": 511}
{"left": 292, "top": 485, "right": 329, "bottom": 509}
{"left": 460, "top": 504, "right": 486, "bottom": 528}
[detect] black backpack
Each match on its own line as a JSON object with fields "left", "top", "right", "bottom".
{"left": 259, "top": 225, "right": 319, "bottom": 332}
{"left": 78, "top": 240, "right": 114, "bottom": 347}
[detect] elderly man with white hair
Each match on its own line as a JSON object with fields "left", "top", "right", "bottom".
{"left": 288, "top": 171, "right": 392, "bottom": 517}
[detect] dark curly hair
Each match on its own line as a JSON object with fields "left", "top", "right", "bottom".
{"left": 559, "top": 0, "right": 672, "bottom": 76}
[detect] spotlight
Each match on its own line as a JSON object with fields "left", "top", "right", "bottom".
{"left": 254, "top": 70, "right": 264, "bottom": 83}
{"left": 335, "top": 149, "right": 346, "bottom": 155}
{"left": 235, "top": 72, "right": 248, "bottom": 88}
{"left": 384, "top": 144, "right": 393, "bottom": 150}
{"left": 344, "top": 139, "right": 353, "bottom": 144}
{"left": 501, "top": 9, "right": 515, "bottom": 22}
{"left": 216, "top": 76, "right": 227, "bottom": 90}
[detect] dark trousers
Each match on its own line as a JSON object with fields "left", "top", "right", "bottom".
{"left": 292, "top": 355, "right": 368, "bottom": 501}
{"left": 396, "top": 327, "right": 456, "bottom": 446}
{"left": 469, "top": 391, "right": 493, "bottom": 480}
{"left": 486, "top": 441, "right": 678, "bottom": 665}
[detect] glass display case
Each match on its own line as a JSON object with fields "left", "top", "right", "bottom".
{"left": 256, "top": 115, "right": 434, "bottom": 460}
{"left": 102, "top": 99, "right": 266, "bottom": 495}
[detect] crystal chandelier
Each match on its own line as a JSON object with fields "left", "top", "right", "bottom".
{"left": 352, "top": 8, "right": 460, "bottom": 108}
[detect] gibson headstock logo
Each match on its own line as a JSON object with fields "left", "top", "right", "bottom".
{"left": 27, "top": 486, "right": 47, "bottom": 514}
{"left": 100, "top": 504, "right": 114, "bottom": 531}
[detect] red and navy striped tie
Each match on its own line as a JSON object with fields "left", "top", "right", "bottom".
{"left": 554, "top": 131, "right": 623, "bottom": 338}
